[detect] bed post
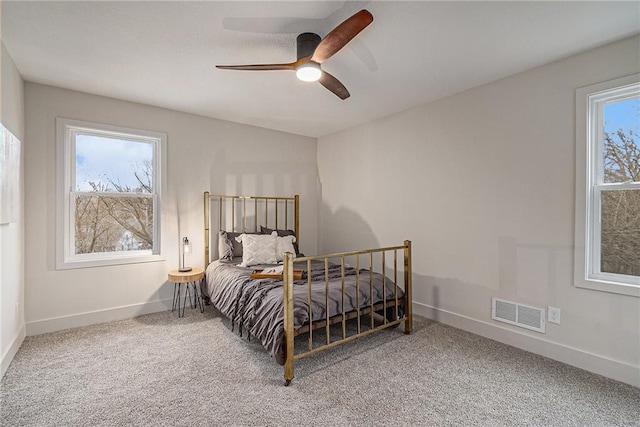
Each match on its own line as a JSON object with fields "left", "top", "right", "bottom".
{"left": 403, "top": 240, "right": 413, "bottom": 334}
{"left": 283, "top": 251, "right": 295, "bottom": 386}
{"left": 204, "top": 192, "right": 210, "bottom": 268}
{"left": 294, "top": 195, "right": 300, "bottom": 246}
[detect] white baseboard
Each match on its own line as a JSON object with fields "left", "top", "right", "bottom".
{"left": 26, "top": 298, "right": 173, "bottom": 336}
{"left": 1, "top": 323, "right": 26, "bottom": 379}
{"left": 413, "top": 302, "right": 640, "bottom": 388}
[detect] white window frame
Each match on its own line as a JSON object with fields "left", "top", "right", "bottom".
{"left": 575, "top": 74, "right": 640, "bottom": 297}
{"left": 56, "top": 117, "right": 167, "bottom": 269}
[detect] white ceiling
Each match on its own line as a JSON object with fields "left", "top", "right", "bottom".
{"left": 2, "top": 1, "right": 639, "bottom": 137}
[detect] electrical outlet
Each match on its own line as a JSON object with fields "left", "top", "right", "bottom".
{"left": 548, "top": 306, "right": 561, "bottom": 324}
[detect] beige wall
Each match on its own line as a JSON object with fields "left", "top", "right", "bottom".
{"left": 24, "top": 83, "right": 318, "bottom": 334}
{"left": 1, "top": 41, "right": 26, "bottom": 377}
{"left": 317, "top": 35, "right": 640, "bottom": 386}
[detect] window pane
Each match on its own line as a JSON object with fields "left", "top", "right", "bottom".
{"left": 75, "top": 195, "right": 153, "bottom": 254}
{"left": 75, "top": 133, "right": 154, "bottom": 193}
{"left": 603, "top": 97, "right": 640, "bottom": 183}
{"left": 601, "top": 189, "right": 640, "bottom": 276}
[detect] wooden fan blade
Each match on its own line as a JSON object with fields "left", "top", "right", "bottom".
{"left": 216, "top": 63, "right": 296, "bottom": 71}
{"left": 311, "top": 9, "right": 373, "bottom": 64}
{"left": 319, "top": 71, "right": 350, "bottom": 100}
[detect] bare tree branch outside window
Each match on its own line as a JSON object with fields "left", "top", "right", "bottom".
{"left": 75, "top": 156, "right": 154, "bottom": 254}
{"left": 601, "top": 128, "right": 640, "bottom": 276}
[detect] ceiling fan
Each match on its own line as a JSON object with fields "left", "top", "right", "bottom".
{"left": 216, "top": 9, "right": 374, "bottom": 100}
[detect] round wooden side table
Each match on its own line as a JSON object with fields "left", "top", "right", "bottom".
{"left": 168, "top": 268, "right": 205, "bottom": 317}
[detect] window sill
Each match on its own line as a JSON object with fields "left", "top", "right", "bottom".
{"left": 56, "top": 253, "right": 165, "bottom": 270}
{"left": 575, "top": 277, "right": 640, "bottom": 298}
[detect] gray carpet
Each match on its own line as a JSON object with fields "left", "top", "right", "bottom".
{"left": 1, "top": 307, "right": 639, "bottom": 426}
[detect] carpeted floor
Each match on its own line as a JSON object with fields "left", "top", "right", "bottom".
{"left": 1, "top": 307, "right": 639, "bottom": 426}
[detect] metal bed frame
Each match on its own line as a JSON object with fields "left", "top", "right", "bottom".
{"left": 204, "top": 192, "right": 412, "bottom": 385}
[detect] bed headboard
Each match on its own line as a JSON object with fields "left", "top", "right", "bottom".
{"left": 204, "top": 192, "right": 299, "bottom": 266}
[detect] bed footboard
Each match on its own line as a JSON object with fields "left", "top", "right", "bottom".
{"left": 282, "top": 241, "right": 412, "bottom": 386}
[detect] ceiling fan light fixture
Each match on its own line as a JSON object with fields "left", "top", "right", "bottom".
{"left": 296, "top": 62, "right": 322, "bottom": 82}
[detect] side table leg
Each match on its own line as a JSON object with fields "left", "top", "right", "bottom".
{"left": 172, "top": 283, "right": 179, "bottom": 313}
{"left": 195, "top": 279, "right": 204, "bottom": 313}
{"left": 189, "top": 281, "right": 196, "bottom": 309}
{"left": 182, "top": 283, "right": 190, "bottom": 317}
{"left": 176, "top": 283, "right": 185, "bottom": 318}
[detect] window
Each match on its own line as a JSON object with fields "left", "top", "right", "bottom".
{"left": 575, "top": 74, "right": 640, "bottom": 297}
{"left": 56, "top": 118, "right": 166, "bottom": 269}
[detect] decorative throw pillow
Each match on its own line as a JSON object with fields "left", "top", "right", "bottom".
{"left": 274, "top": 232, "right": 297, "bottom": 262}
{"left": 260, "top": 226, "right": 300, "bottom": 255}
{"left": 235, "top": 233, "right": 278, "bottom": 267}
{"left": 218, "top": 230, "right": 235, "bottom": 260}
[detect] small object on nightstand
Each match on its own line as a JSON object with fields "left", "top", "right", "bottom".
{"left": 168, "top": 268, "right": 204, "bottom": 317}
{"left": 179, "top": 236, "right": 192, "bottom": 272}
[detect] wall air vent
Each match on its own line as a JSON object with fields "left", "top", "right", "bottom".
{"left": 492, "top": 297, "right": 546, "bottom": 333}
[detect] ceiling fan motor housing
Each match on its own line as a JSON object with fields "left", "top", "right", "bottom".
{"left": 297, "top": 33, "right": 321, "bottom": 60}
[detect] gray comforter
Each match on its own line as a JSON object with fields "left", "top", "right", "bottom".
{"left": 204, "top": 258, "right": 404, "bottom": 365}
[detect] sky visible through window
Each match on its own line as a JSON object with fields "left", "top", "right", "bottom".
{"left": 604, "top": 97, "right": 639, "bottom": 137}
{"left": 75, "top": 134, "right": 153, "bottom": 192}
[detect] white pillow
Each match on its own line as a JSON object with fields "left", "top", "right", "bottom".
{"left": 235, "top": 233, "right": 277, "bottom": 267}
{"left": 274, "top": 232, "right": 297, "bottom": 262}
